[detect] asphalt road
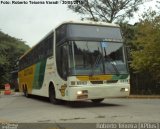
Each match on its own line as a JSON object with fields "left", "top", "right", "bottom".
{"left": 0, "top": 94, "right": 160, "bottom": 129}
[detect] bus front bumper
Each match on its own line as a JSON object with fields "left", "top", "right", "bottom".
{"left": 68, "top": 84, "right": 130, "bottom": 101}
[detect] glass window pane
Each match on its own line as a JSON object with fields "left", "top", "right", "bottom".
{"left": 56, "top": 44, "right": 68, "bottom": 80}
{"left": 68, "top": 41, "right": 128, "bottom": 75}
{"left": 102, "top": 42, "right": 128, "bottom": 74}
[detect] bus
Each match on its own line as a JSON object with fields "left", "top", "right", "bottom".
{"left": 18, "top": 21, "right": 130, "bottom": 104}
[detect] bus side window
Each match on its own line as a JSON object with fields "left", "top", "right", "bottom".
{"left": 56, "top": 44, "right": 68, "bottom": 80}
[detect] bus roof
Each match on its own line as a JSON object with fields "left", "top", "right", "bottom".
{"left": 57, "top": 20, "right": 120, "bottom": 28}
{"left": 19, "top": 20, "right": 120, "bottom": 60}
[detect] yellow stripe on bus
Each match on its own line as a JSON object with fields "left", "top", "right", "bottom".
{"left": 76, "top": 75, "right": 112, "bottom": 81}
{"left": 18, "top": 64, "right": 36, "bottom": 93}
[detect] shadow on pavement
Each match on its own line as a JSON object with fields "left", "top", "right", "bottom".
{"left": 65, "top": 101, "right": 123, "bottom": 108}
{"left": 28, "top": 95, "right": 123, "bottom": 108}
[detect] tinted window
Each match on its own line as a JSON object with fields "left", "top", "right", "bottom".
{"left": 67, "top": 24, "right": 122, "bottom": 42}
{"left": 68, "top": 41, "right": 128, "bottom": 75}
{"left": 19, "top": 33, "right": 54, "bottom": 70}
{"left": 56, "top": 25, "right": 67, "bottom": 44}
{"left": 56, "top": 44, "right": 68, "bottom": 80}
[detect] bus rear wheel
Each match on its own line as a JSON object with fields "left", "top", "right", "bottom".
{"left": 91, "top": 98, "right": 104, "bottom": 103}
{"left": 49, "top": 85, "right": 61, "bottom": 104}
{"left": 23, "top": 86, "right": 30, "bottom": 98}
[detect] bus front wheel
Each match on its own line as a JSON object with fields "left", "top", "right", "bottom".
{"left": 91, "top": 98, "right": 104, "bottom": 103}
{"left": 49, "top": 85, "right": 61, "bottom": 104}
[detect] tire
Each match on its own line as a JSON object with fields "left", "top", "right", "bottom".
{"left": 91, "top": 98, "right": 104, "bottom": 103}
{"left": 24, "top": 86, "right": 30, "bottom": 98}
{"left": 49, "top": 85, "right": 61, "bottom": 104}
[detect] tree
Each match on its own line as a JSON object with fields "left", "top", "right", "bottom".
{"left": 156, "top": 1, "right": 160, "bottom": 11}
{"left": 130, "top": 10, "right": 160, "bottom": 80}
{"left": 68, "top": 0, "right": 144, "bottom": 23}
{"left": 0, "top": 31, "right": 30, "bottom": 87}
{"left": 120, "top": 23, "right": 136, "bottom": 62}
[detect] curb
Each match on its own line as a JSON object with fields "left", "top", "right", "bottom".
{"left": 128, "top": 95, "right": 160, "bottom": 99}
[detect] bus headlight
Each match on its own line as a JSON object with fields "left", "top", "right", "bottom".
{"left": 125, "top": 88, "right": 129, "bottom": 92}
{"left": 77, "top": 90, "right": 88, "bottom": 99}
{"left": 121, "top": 88, "right": 129, "bottom": 92}
{"left": 77, "top": 91, "right": 83, "bottom": 95}
{"left": 77, "top": 90, "right": 88, "bottom": 95}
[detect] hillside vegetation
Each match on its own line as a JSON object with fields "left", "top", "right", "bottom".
{"left": 0, "top": 31, "right": 30, "bottom": 87}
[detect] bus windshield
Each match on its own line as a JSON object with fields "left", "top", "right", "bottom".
{"left": 68, "top": 41, "right": 128, "bottom": 75}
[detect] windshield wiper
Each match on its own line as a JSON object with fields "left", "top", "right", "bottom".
{"left": 105, "top": 56, "right": 120, "bottom": 75}
{"left": 94, "top": 54, "right": 102, "bottom": 67}
{"left": 103, "top": 48, "right": 120, "bottom": 75}
{"left": 90, "top": 54, "right": 103, "bottom": 76}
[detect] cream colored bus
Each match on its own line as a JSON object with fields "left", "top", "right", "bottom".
{"left": 18, "top": 21, "right": 130, "bottom": 104}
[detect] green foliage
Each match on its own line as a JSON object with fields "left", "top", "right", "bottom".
{"left": 120, "top": 23, "right": 136, "bottom": 45}
{"left": 0, "top": 30, "right": 30, "bottom": 86}
{"left": 131, "top": 10, "right": 160, "bottom": 80}
{"left": 119, "top": 23, "right": 137, "bottom": 63}
{"left": 68, "top": 0, "right": 144, "bottom": 23}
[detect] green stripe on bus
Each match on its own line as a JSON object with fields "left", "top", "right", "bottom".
{"left": 33, "top": 59, "right": 47, "bottom": 89}
{"left": 112, "top": 74, "right": 128, "bottom": 80}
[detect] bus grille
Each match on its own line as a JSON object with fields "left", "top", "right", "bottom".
{"left": 90, "top": 81, "right": 103, "bottom": 84}
{"left": 107, "top": 80, "right": 118, "bottom": 83}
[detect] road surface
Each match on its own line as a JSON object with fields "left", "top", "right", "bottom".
{"left": 0, "top": 94, "right": 159, "bottom": 129}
